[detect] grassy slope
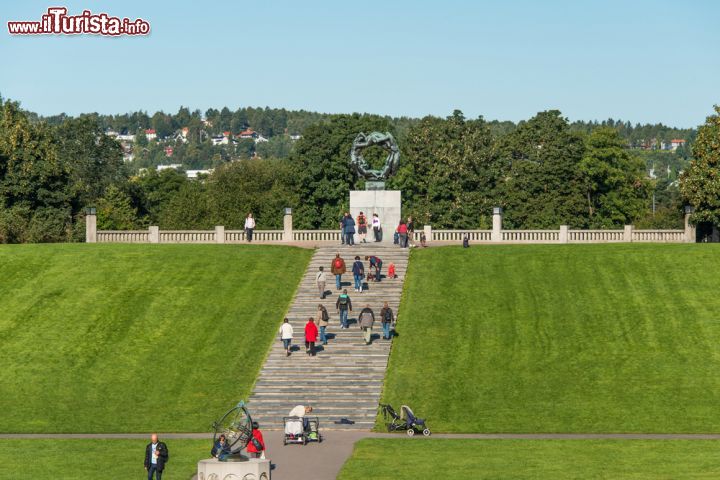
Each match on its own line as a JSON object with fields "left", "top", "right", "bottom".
{"left": 381, "top": 244, "right": 720, "bottom": 433}
{"left": 338, "top": 439, "right": 720, "bottom": 480}
{"left": 0, "top": 439, "right": 208, "bottom": 479}
{"left": 0, "top": 244, "right": 311, "bottom": 433}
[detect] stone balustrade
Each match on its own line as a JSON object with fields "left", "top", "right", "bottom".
{"left": 86, "top": 207, "right": 697, "bottom": 245}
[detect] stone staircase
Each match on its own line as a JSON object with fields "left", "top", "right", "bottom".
{"left": 247, "top": 244, "right": 409, "bottom": 430}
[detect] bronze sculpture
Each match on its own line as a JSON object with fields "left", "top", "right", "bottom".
{"left": 350, "top": 132, "right": 400, "bottom": 181}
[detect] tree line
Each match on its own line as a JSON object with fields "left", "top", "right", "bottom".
{"left": 2, "top": 97, "right": 712, "bottom": 243}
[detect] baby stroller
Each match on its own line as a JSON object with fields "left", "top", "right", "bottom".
{"left": 283, "top": 416, "right": 322, "bottom": 445}
{"left": 379, "top": 403, "right": 431, "bottom": 436}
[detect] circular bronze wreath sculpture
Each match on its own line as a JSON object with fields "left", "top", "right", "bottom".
{"left": 350, "top": 132, "right": 400, "bottom": 181}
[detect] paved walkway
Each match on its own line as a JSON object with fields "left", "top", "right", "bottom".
{"left": 5, "top": 431, "right": 720, "bottom": 480}
{"left": 5, "top": 432, "right": 720, "bottom": 440}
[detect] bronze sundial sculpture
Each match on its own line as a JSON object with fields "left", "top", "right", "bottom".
{"left": 350, "top": 132, "right": 400, "bottom": 182}
{"left": 211, "top": 401, "right": 254, "bottom": 462}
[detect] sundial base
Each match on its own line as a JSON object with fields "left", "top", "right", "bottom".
{"left": 198, "top": 457, "right": 270, "bottom": 480}
{"left": 220, "top": 453, "right": 249, "bottom": 462}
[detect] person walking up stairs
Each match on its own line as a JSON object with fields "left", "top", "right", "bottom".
{"left": 247, "top": 245, "right": 410, "bottom": 430}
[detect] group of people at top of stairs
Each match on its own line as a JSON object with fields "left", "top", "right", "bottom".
{"left": 340, "top": 211, "right": 426, "bottom": 247}
{"left": 277, "top": 252, "right": 397, "bottom": 357}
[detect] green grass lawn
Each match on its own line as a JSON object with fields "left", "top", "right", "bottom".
{"left": 0, "top": 244, "right": 311, "bottom": 433}
{"left": 382, "top": 244, "right": 720, "bottom": 433}
{"left": 338, "top": 439, "right": 720, "bottom": 479}
{"left": 0, "top": 439, "right": 208, "bottom": 479}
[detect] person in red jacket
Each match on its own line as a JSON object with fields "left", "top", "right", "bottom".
{"left": 305, "top": 317, "right": 319, "bottom": 356}
{"left": 246, "top": 422, "right": 265, "bottom": 459}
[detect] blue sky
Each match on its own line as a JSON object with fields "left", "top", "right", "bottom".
{"left": 1, "top": 0, "right": 718, "bottom": 127}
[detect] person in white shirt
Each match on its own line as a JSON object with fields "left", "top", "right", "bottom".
{"left": 279, "top": 318, "right": 294, "bottom": 357}
{"left": 316, "top": 266, "right": 327, "bottom": 299}
{"left": 244, "top": 213, "right": 256, "bottom": 242}
{"left": 286, "top": 405, "right": 313, "bottom": 434}
{"left": 372, "top": 213, "right": 382, "bottom": 242}
{"left": 288, "top": 405, "right": 312, "bottom": 417}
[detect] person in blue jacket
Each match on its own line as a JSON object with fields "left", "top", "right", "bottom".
{"left": 351, "top": 255, "right": 364, "bottom": 292}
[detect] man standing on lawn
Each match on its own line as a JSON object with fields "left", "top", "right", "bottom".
{"left": 336, "top": 289, "right": 352, "bottom": 329}
{"left": 144, "top": 433, "right": 169, "bottom": 480}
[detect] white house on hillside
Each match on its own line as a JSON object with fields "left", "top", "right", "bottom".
{"left": 670, "top": 139, "right": 686, "bottom": 150}
{"left": 186, "top": 169, "right": 213, "bottom": 179}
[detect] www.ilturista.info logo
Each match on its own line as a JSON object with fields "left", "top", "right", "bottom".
{"left": 7, "top": 7, "right": 150, "bottom": 36}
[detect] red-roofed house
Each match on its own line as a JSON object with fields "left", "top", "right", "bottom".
{"left": 237, "top": 129, "right": 258, "bottom": 139}
{"left": 145, "top": 129, "right": 157, "bottom": 141}
{"left": 670, "top": 139, "right": 686, "bottom": 150}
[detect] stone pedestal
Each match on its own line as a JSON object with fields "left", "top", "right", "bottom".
{"left": 197, "top": 457, "right": 270, "bottom": 480}
{"left": 350, "top": 190, "right": 401, "bottom": 243}
{"left": 85, "top": 213, "right": 97, "bottom": 243}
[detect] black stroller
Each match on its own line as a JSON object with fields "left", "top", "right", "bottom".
{"left": 379, "top": 403, "right": 431, "bottom": 436}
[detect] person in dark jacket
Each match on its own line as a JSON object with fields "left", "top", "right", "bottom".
{"left": 211, "top": 434, "right": 231, "bottom": 460}
{"left": 351, "top": 255, "right": 364, "bottom": 293}
{"left": 336, "top": 289, "right": 353, "bottom": 329}
{"left": 365, "top": 255, "right": 383, "bottom": 282}
{"left": 144, "top": 434, "right": 169, "bottom": 480}
{"left": 340, "top": 214, "right": 347, "bottom": 245}
{"left": 344, "top": 213, "right": 356, "bottom": 246}
{"left": 380, "top": 301, "right": 394, "bottom": 340}
{"left": 406, "top": 216, "right": 415, "bottom": 247}
{"left": 358, "top": 305, "right": 375, "bottom": 345}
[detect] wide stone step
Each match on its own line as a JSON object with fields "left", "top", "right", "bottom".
{"left": 248, "top": 245, "right": 405, "bottom": 431}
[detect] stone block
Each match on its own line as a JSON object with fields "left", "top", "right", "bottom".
{"left": 349, "top": 190, "right": 401, "bottom": 243}
{"left": 197, "top": 457, "right": 270, "bottom": 480}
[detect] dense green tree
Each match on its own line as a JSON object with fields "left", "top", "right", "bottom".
{"left": 579, "top": 128, "right": 652, "bottom": 227}
{"left": 206, "top": 159, "right": 298, "bottom": 229}
{"left": 495, "top": 111, "right": 587, "bottom": 228}
{"left": 255, "top": 135, "right": 294, "bottom": 159}
{"left": 130, "top": 168, "right": 189, "bottom": 224}
{"left": 394, "top": 110, "right": 499, "bottom": 228}
{"left": 158, "top": 181, "right": 211, "bottom": 229}
{"left": 0, "top": 102, "right": 70, "bottom": 211}
{"left": 291, "top": 113, "right": 393, "bottom": 229}
{"left": 680, "top": 106, "right": 720, "bottom": 224}
{"left": 96, "top": 184, "right": 138, "bottom": 230}
{"left": 55, "top": 117, "right": 126, "bottom": 208}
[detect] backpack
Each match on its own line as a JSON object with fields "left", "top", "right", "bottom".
{"left": 321, "top": 307, "right": 329, "bottom": 322}
{"left": 338, "top": 295, "right": 349, "bottom": 306}
{"left": 251, "top": 436, "right": 263, "bottom": 451}
{"left": 333, "top": 258, "right": 343, "bottom": 269}
{"left": 358, "top": 215, "right": 366, "bottom": 226}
